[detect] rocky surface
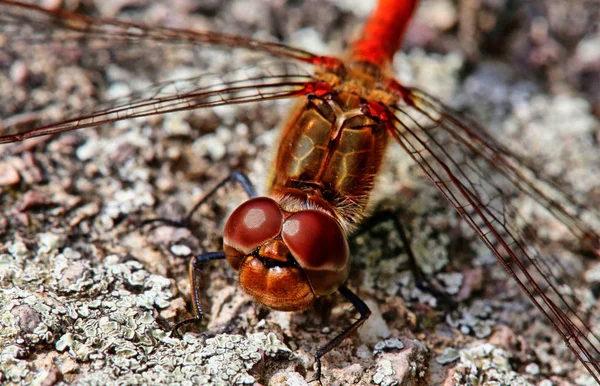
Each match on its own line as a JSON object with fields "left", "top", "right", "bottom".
{"left": 1, "top": 0, "right": 599, "bottom": 385}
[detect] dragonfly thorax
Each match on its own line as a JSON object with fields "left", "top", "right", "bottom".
{"left": 268, "top": 85, "right": 394, "bottom": 233}
{"left": 317, "top": 61, "right": 400, "bottom": 107}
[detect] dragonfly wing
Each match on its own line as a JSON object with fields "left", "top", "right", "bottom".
{"left": 0, "top": 0, "right": 322, "bottom": 64}
{"left": 0, "top": 61, "right": 314, "bottom": 144}
{"left": 389, "top": 88, "right": 600, "bottom": 380}
{"left": 0, "top": 1, "right": 323, "bottom": 145}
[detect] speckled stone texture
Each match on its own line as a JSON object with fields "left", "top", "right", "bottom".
{"left": 1, "top": 0, "right": 599, "bottom": 385}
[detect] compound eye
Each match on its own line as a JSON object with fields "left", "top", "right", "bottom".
{"left": 224, "top": 197, "right": 283, "bottom": 254}
{"left": 282, "top": 210, "right": 349, "bottom": 272}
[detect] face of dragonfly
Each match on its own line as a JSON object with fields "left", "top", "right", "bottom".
{"left": 0, "top": 0, "right": 599, "bottom": 385}
{"left": 223, "top": 197, "right": 350, "bottom": 311}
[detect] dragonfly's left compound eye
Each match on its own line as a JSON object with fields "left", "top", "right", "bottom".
{"left": 223, "top": 197, "right": 283, "bottom": 270}
{"left": 282, "top": 210, "right": 350, "bottom": 296}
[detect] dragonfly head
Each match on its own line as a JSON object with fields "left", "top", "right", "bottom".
{"left": 223, "top": 197, "right": 350, "bottom": 311}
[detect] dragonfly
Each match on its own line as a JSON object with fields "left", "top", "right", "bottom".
{"left": 0, "top": 0, "right": 599, "bottom": 383}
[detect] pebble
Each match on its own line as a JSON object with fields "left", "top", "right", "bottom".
{"left": 0, "top": 162, "right": 21, "bottom": 186}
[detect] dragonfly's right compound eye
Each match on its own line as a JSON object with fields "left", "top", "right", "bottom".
{"left": 223, "top": 197, "right": 283, "bottom": 270}
{"left": 282, "top": 210, "right": 350, "bottom": 297}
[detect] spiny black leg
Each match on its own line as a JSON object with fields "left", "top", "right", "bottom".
{"left": 143, "top": 171, "right": 257, "bottom": 229}
{"left": 172, "top": 251, "right": 226, "bottom": 338}
{"left": 353, "top": 210, "right": 457, "bottom": 310}
{"left": 310, "top": 285, "right": 371, "bottom": 384}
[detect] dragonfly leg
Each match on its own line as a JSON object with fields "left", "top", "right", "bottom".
{"left": 354, "top": 211, "right": 457, "bottom": 310}
{"left": 310, "top": 285, "right": 371, "bottom": 385}
{"left": 172, "top": 251, "right": 226, "bottom": 338}
{"left": 142, "top": 170, "right": 257, "bottom": 229}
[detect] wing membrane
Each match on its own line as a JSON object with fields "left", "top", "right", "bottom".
{"left": 390, "top": 88, "right": 600, "bottom": 380}
{"left": 411, "top": 89, "right": 600, "bottom": 240}
{"left": 0, "top": 62, "right": 314, "bottom": 143}
{"left": 0, "top": 0, "right": 318, "bottom": 145}
{"left": 0, "top": 0, "right": 327, "bottom": 65}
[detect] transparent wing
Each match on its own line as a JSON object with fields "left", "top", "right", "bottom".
{"left": 390, "top": 86, "right": 600, "bottom": 381}
{"left": 0, "top": 0, "right": 322, "bottom": 145}
{"left": 0, "top": 62, "right": 314, "bottom": 144}
{"left": 0, "top": 0, "right": 334, "bottom": 66}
